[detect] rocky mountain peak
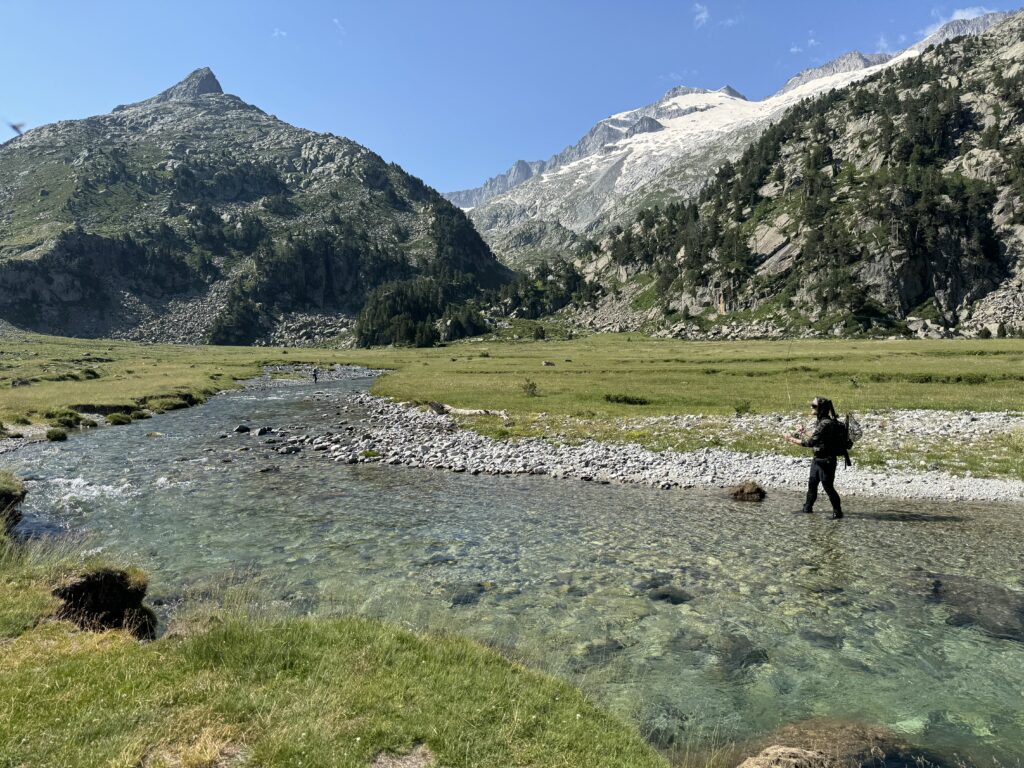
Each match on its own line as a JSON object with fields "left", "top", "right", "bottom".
{"left": 152, "top": 67, "right": 224, "bottom": 103}
{"left": 917, "top": 11, "right": 1012, "bottom": 49}
{"left": 661, "top": 85, "right": 712, "bottom": 101}
{"left": 717, "top": 85, "right": 747, "bottom": 100}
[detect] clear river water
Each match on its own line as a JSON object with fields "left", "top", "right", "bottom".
{"left": 9, "top": 375, "right": 1024, "bottom": 763}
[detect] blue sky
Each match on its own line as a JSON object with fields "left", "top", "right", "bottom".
{"left": 1, "top": 2, "right": 1020, "bottom": 191}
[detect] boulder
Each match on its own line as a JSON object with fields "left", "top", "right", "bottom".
{"left": 729, "top": 480, "right": 767, "bottom": 501}
{"left": 233, "top": 424, "right": 250, "bottom": 433}
{"left": 52, "top": 567, "right": 157, "bottom": 639}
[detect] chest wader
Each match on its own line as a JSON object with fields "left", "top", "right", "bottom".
{"left": 802, "top": 456, "right": 843, "bottom": 518}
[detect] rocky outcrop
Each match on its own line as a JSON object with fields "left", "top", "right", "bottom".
{"left": 53, "top": 567, "right": 158, "bottom": 639}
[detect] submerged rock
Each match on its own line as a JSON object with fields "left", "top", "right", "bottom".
{"left": 448, "top": 582, "right": 488, "bottom": 607}
{"left": 648, "top": 585, "right": 692, "bottom": 605}
{"left": 52, "top": 567, "right": 157, "bottom": 640}
{"left": 922, "top": 573, "right": 1024, "bottom": 642}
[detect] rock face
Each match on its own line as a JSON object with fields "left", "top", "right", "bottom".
{"left": 53, "top": 568, "right": 158, "bottom": 639}
{"left": 452, "top": 13, "right": 1009, "bottom": 270}
{"left": 0, "top": 69, "right": 510, "bottom": 343}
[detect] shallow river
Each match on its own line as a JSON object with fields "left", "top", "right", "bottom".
{"left": 10, "top": 376, "right": 1024, "bottom": 762}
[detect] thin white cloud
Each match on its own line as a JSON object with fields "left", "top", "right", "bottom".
{"left": 790, "top": 45, "right": 803, "bottom": 54}
{"left": 332, "top": 17, "right": 347, "bottom": 35}
{"left": 693, "top": 3, "right": 710, "bottom": 28}
{"left": 807, "top": 36, "right": 820, "bottom": 47}
{"left": 719, "top": 16, "right": 739, "bottom": 27}
{"left": 876, "top": 33, "right": 891, "bottom": 52}
{"left": 272, "top": 27, "right": 287, "bottom": 38}
{"left": 921, "top": 6, "right": 994, "bottom": 37}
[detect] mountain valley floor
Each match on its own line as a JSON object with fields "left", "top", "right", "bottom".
{"left": 2, "top": 331, "right": 1022, "bottom": 488}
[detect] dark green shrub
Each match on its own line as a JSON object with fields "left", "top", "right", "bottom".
{"left": 604, "top": 394, "right": 651, "bottom": 405}
{"left": 46, "top": 428, "right": 68, "bottom": 442}
{"left": 521, "top": 379, "right": 539, "bottom": 397}
{"left": 106, "top": 413, "right": 132, "bottom": 426}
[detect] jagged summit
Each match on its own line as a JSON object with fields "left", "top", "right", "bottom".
{"left": 661, "top": 85, "right": 713, "bottom": 100}
{"left": 153, "top": 67, "right": 224, "bottom": 103}
{"left": 916, "top": 11, "right": 1012, "bottom": 49}
{"left": 777, "top": 52, "right": 893, "bottom": 96}
{"left": 716, "top": 85, "right": 747, "bottom": 100}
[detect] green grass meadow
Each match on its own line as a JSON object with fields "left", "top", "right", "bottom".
{"left": 345, "top": 334, "right": 1024, "bottom": 417}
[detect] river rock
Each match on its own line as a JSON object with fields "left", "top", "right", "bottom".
{"left": 737, "top": 746, "right": 835, "bottom": 768}
{"left": 52, "top": 567, "right": 157, "bottom": 639}
{"left": 233, "top": 424, "right": 250, "bottom": 433}
{"left": 729, "top": 480, "right": 767, "bottom": 501}
{"left": 745, "top": 718, "right": 947, "bottom": 768}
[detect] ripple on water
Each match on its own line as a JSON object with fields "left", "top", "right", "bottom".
{"left": 9, "top": 376, "right": 1024, "bottom": 764}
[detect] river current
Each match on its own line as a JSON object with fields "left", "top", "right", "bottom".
{"left": 9, "top": 376, "right": 1024, "bottom": 762}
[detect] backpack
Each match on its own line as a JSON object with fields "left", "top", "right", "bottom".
{"left": 827, "top": 414, "right": 860, "bottom": 465}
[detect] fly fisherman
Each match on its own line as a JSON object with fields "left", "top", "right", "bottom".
{"left": 784, "top": 396, "right": 846, "bottom": 519}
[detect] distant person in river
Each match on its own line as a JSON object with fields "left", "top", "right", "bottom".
{"left": 784, "top": 396, "right": 846, "bottom": 519}
{"left": 312, "top": 367, "right": 320, "bottom": 384}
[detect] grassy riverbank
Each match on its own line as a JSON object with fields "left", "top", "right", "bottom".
{"left": 0, "top": 536, "right": 668, "bottom": 768}
{"left": 0, "top": 330, "right": 355, "bottom": 427}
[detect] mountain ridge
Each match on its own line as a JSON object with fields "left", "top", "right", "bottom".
{"left": 448, "top": 11, "right": 1014, "bottom": 268}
